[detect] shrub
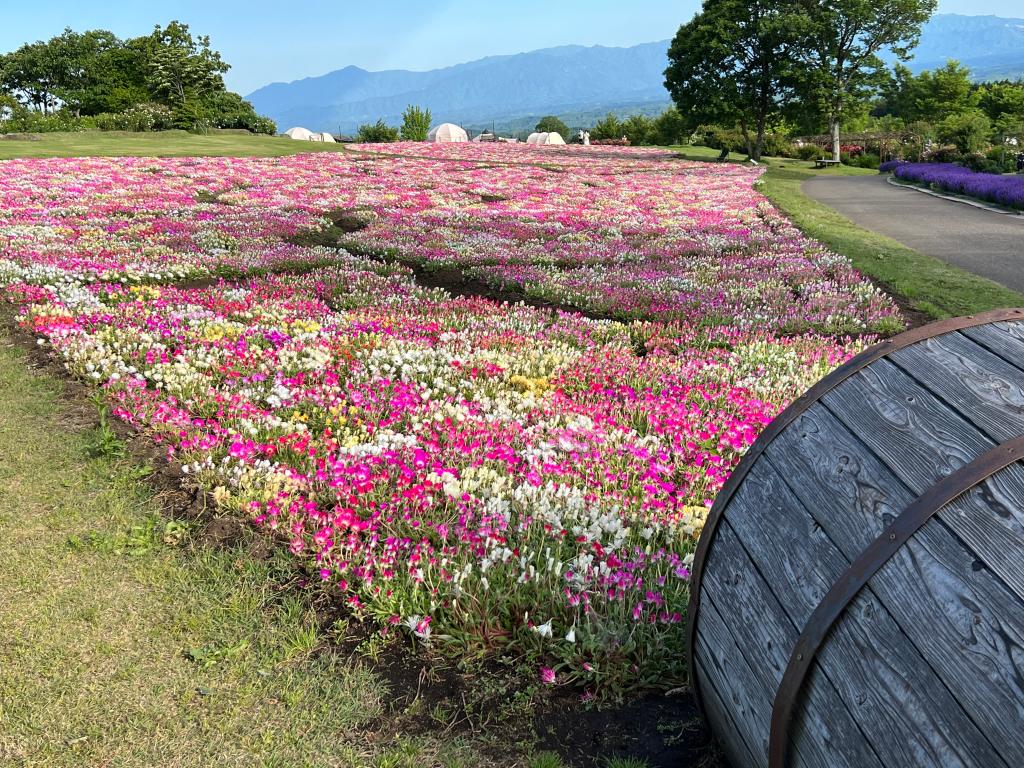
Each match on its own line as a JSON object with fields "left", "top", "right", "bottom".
{"left": 591, "top": 113, "right": 624, "bottom": 142}
{"left": 95, "top": 103, "right": 175, "bottom": 132}
{"left": 796, "top": 144, "right": 823, "bottom": 160}
{"left": 849, "top": 153, "right": 881, "bottom": 170}
{"left": 936, "top": 111, "right": 992, "bottom": 155}
{"left": 356, "top": 119, "right": 400, "bottom": 143}
{"left": 400, "top": 105, "right": 431, "bottom": 141}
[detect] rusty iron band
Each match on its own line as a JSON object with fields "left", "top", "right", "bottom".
{"left": 767, "top": 434, "right": 1024, "bottom": 768}
{"left": 686, "top": 307, "right": 1024, "bottom": 727}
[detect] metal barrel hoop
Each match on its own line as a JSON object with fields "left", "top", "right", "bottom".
{"left": 767, "top": 435, "right": 1024, "bottom": 768}
{"left": 686, "top": 308, "right": 1024, "bottom": 727}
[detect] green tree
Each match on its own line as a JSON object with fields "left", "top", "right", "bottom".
{"left": 664, "top": 0, "right": 801, "bottom": 160}
{"left": 977, "top": 81, "right": 1024, "bottom": 123}
{"left": 0, "top": 40, "right": 60, "bottom": 113}
{"left": 651, "top": 106, "right": 687, "bottom": 145}
{"left": 400, "top": 105, "right": 432, "bottom": 141}
{"left": 792, "top": 0, "right": 936, "bottom": 161}
{"left": 145, "top": 21, "right": 229, "bottom": 126}
{"left": 621, "top": 114, "right": 655, "bottom": 145}
{"left": 356, "top": 119, "right": 400, "bottom": 143}
{"left": 936, "top": 110, "right": 991, "bottom": 154}
{"left": 911, "top": 60, "right": 975, "bottom": 121}
{"left": 535, "top": 115, "right": 569, "bottom": 136}
{"left": 590, "top": 113, "right": 623, "bottom": 141}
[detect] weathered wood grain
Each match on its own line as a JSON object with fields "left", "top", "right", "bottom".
{"left": 702, "top": 521, "right": 885, "bottom": 768}
{"left": 822, "top": 359, "right": 993, "bottom": 490}
{"left": 726, "top": 456, "right": 1005, "bottom": 767}
{"left": 765, "top": 403, "right": 1024, "bottom": 765}
{"left": 889, "top": 332, "right": 1024, "bottom": 443}
{"left": 961, "top": 322, "right": 1024, "bottom": 371}
{"left": 696, "top": 655, "right": 761, "bottom": 768}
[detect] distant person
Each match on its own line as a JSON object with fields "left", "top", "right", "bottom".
{"left": 1017, "top": 153, "right": 1024, "bottom": 173}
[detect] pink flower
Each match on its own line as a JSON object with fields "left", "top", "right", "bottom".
{"left": 539, "top": 667, "right": 556, "bottom": 685}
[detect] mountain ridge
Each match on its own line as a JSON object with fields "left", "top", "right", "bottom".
{"left": 247, "top": 14, "right": 1024, "bottom": 133}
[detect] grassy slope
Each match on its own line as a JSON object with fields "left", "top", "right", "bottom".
{"left": 0, "top": 333, "right": 484, "bottom": 768}
{"left": 0, "top": 130, "right": 348, "bottom": 160}
{"left": 672, "top": 145, "right": 1024, "bottom": 319}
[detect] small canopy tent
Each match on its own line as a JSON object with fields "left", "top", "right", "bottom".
{"left": 284, "top": 126, "right": 315, "bottom": 141}
{"left": 317, "top": 132, "right": 337, "bottom": 143}
{"left": 428, "top": 123, "right": 469, "bottom": 143}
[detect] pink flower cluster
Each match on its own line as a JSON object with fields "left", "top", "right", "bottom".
{"left": 0, "top": 145, "right": 894, "bottom": 692}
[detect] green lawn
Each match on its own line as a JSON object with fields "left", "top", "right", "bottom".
{"left": 671, "top": 145, "right": 1024, "bottom": 320}
{"left": 0, "top": 130, "right": 348, "bottom": 159}
{"left": 0, "top": 331, "right": 487, "bottom": 768}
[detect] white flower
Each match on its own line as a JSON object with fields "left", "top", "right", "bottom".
{"left": 532, "top": 619, "right": 553, "bottom": 639}
{"left": 565, "top": 627, "right": 576, "bottom": 643}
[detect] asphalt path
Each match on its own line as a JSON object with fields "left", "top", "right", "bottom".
{"left": 802, "top": 174, "right": 1024, "bottom": 292}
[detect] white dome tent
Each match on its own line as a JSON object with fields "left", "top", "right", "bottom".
{"left": 316, "top": 132, "right": 336, "bottom": 143}
{"left": 527, "top": 131, "right": 565, "bottom": 146}
{"left": 428, "top": 123, "right": 469, "bottom": 143}
{"left": 283, "top": 126, "right": 315, "bottom": 141}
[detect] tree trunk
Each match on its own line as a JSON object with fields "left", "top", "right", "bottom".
{"left": 753, "top": 122, "right": 766, "bottom": 162}
{"left": 829, "top": 118, "right": 841, "bottom": 162}
{"left": 740, "top": 119, "right": 754, "bottom": 160}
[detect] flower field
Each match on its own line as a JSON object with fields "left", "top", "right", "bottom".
{"left": 883, "top": 160, "right": 1024, "bottom": 210}
{"left": 0, "top": 144, "right": 899, "bottom": 694}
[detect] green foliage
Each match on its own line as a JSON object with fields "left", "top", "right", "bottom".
{"left": 400, "top": 104, "right": 431, "bottom": 141}
{"left": 0, "top": 20, "right": 272, "bottom": 134}
{"left": 665, "top": 0, "right": 802, "bottom": 160}
{"left": 651, "top": 106, "right": 687, "bottom": 145}
{"left": 591, "top": 112, "right": 623, "bottom": 141}
{"left": 881, "top": 60, "right": 977, "bottom": 122}
{"left": 791, "top": 0, "right": 937, "bottom": 159}
{"left": 357, "top": 119, "right": 400, "bottom": 143}
{"left": 94, "top": 102, "right": 174, "bottom": 132}
{"left": 936, "top": 109, "right": 992, "bottom": 154}
{"left": 535, "top": 114, "right": 569, "bottom": 136}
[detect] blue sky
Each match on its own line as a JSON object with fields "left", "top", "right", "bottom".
{"left": 0, "top": 1, "right": 1019, "bottom": 95}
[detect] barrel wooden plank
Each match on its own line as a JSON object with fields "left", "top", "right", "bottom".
{"left": 961, "top": 323, "right": 1024, "bottom": 371}
{"left": 822, "top": 359, "right": 993, "bottom": 490}
{"left": 765, "top": 404, "right": 1024, "bottom": 765}
{"left": 696, "top": 655, "right": 761, "bottom": 768}
{"left": 888, "top": 332, "right": 1024, "bottom": 442}
{"left": 695, "top": 592, "right": 780, "bottom": 768}
{"left": 823, "top": 355, "right": 1024, "bottom": 603}
{"left": 940, "top": 464, "right": 1024, "bottom": 601}
{"left": 725, "top": 457, "right": 1004, "bottom": 767}
{"left": 702, "top": 521, "right": 885, "bottom": 768}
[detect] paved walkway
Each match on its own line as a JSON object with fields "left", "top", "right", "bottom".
{"left": 802, "top": 174, "right": 1024, "bottom": 292}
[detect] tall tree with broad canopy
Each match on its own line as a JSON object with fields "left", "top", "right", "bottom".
{"left": 664, "top": 0, "right": 800, "bottom": 161}
{"left": 792, "top": 0, "right": 936, "bottom": 161}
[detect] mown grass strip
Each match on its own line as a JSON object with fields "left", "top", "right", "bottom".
{"left": 0, "top": 330, "right": 485, "bottom": 768}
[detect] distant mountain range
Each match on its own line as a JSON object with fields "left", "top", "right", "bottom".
{"left": 889, "top": 13, "right": 1024, "bottom": 80}
{"left": 247, "top": 14, "right": 1024, "bottom": 134}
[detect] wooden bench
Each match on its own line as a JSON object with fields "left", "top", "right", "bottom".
{"left": 688, "top": 308, "right": 1024, "bottom": 768}
{"left": 813, "top": 158, "right": 842, "bottom": 168}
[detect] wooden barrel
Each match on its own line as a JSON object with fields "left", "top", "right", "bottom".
{"left": 688, "top": 308, "right": 1024, "bottom": 768}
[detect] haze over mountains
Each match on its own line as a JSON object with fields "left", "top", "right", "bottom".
{"left": 247, "top": 14, "right": 1024, "bottom": 133}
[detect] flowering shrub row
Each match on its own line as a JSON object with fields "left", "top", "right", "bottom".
{"left": 0, "top": 145, "right": 897, "bottom": 693}
{"left": 887, "top": 161, "right": 1024, "bottom": 210}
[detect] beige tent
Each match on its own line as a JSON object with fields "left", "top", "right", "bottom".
{"left": 527, "top": 131, "right": 565, "bottom": 146}
{"left": 284, "top": 126, "right": 315, "bottom": 141}
{"left": 428, "top": 123, "right": 469, "bottom": 143}
{"left": 317, "top": 132, "right": 337, "bottom": 143}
